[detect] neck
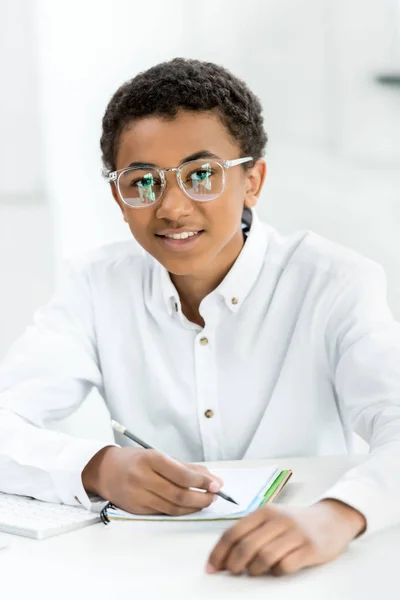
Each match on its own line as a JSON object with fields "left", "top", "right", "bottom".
{"left": 170, "top": 228, "right": 245, "bottom": 326}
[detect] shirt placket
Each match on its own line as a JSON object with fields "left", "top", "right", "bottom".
{"left": 193, "top": 306, "right": 224, "bottom": 462}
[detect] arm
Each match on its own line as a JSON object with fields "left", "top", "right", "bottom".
{"left": 0, "top": 263, "right": 108, "bottom": 507}
{"left": 318, "top": 262, "right": 400, "bottom": 533}
{"left": 207, "top": 261, "right": 400, "bottom": 575}
{"left": 0, "top": 262, "right": 222, "bottom": 512}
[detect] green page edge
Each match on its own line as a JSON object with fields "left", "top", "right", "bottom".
{"left": 259, "top": 470, "right": 290, "bottom": 506}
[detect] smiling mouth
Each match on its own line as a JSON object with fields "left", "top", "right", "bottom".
{"left": 155, "top": 230, "right": 204, "bottom": 249}
{"left": 156, "top": 230, "right": 202, "bottom": 240}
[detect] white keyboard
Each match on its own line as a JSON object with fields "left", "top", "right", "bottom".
{"left": 0, "top": 492, "right": 101, "bottom": 540}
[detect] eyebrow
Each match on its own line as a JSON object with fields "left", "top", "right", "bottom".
{"left": 127, "top": 150, "right": 220, "bottom": 170}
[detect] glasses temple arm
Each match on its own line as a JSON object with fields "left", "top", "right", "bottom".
{"left": 225, "top": 157, "right": 254, "bottom": 168}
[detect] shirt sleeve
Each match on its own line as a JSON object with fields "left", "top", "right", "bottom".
{"left": 319, "top": 262, "right": 400, "bottom": 535}
{"left": 0, "top": 262, "right": 112, "bottom": 507}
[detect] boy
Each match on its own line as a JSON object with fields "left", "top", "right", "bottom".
{"left": 0, "top": 58, "right": 399, "bottom": 576}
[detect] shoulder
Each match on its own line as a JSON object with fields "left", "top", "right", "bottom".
{"left": 263, "top": 223, "right": 383, "bottom": 284}
{"left": 63, "top": 239, "right": 149, "bottom": 280}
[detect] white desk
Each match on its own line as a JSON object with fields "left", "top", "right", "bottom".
{"left": 1, "top": 457, "right": 398, "bottom": 600}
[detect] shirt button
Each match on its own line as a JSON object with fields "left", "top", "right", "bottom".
{"left": 204, "top": 409, "right": 214, "bottom": 418}
{"left": 174, "top": 302, "right": 178, "bottom": 312}
{"left": 199, "top": 337, "right": 209, "bottom": 346}
{"left": 231, "top": 297, "right": 239, "bottom": 305}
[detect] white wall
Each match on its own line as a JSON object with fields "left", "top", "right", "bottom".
{"left": 0, "top": 0, "right": 43, "bottom": 202}
{"left": 0, "top": 0, "right": 48, "bottom": 356}
{"left": 0, "top": 204, "right": 53, "bottom": 359}
{"left": 330, "top": 0, "right": 400, "bottom": 164}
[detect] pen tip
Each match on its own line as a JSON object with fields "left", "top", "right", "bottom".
{"left": 225, "top": 495, "right": 239, "bottom": 505}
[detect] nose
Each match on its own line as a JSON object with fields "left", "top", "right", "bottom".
{"left": 155, "top": 172, "right": 194, "bottom": 222}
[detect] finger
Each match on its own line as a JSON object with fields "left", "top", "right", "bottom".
{"left": 247, "top": 531, "right": 304, "bottom": 576}
{"left": 150, "top": 452, "right": 221, "bottom": 492}
{"left": 271, "top": 545, "right": 314, "bottom": 576}
{"left": 189, "top": 464, "right": 224, "bottom": 488}
{"left": 207, "top": 505, "right": 283, "bottom": 571}
{"left": 225, "top": 520, "right": 299, "bottom": 575}
{"left": 146, "top": 471, "right": 217, "bottom": 510}
{"left": 132, "top": 489, "right": 203, "bottom": 517}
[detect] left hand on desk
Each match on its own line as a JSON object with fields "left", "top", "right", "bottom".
{"left": 206, "top": 499, "right": 366, "bottom": 577}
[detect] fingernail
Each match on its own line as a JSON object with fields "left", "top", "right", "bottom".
{"left": 209, "top": 481, "right": 221, "bottom": 493}
{"left": 206, "top": 563, "right": 217, "bottom": 574}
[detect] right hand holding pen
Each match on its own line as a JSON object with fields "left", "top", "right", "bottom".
{"left": 82, "top": 446, "right": 223, "bottom": 516}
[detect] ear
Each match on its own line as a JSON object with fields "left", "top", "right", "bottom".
{"left": 111, "top": 183, "right": 129, "bottom": 223}
{"left": 244, "top": 159, "right": 267, "bottom": 208}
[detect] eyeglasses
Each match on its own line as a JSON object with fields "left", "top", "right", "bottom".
{"left": 104, "top": 156, "right": 254, "bottom": 208}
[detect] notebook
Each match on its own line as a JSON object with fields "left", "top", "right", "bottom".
{"left": 105, "top": 465, "right": 292, "bottom": 522}
{"left": 0, "top": 492, "right": 101, "bottom": 540}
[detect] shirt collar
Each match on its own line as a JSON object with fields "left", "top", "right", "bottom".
{"left": 159, "top": 260, "right": 181, "bottom": 317}
{"left": 158, "top": 208, "right": 269, "bottom": 316}
{"left": 215, "top": 209, "right": 268, "bottom": 313}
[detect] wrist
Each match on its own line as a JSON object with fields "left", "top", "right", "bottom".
{"left": 82, "top": 445, "right": 116, "bottom": 496}
{"left": 318, "top": 498, "right": 367, "bottom": 538}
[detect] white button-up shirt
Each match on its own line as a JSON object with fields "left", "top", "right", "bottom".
{"left": 1, "top": 210, "right": 400, "bottom": 534}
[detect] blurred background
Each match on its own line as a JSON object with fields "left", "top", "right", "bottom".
{"left": 0, "top": 0, "right": 399, "bottom": 443}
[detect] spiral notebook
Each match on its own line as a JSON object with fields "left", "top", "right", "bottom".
{"left": 103, "top": 465, "right": 292, "bottom": 522}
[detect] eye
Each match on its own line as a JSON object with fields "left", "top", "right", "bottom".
{"left": 187, "top": 168, "right": 214, "bottom": 183}
{"left": 129, "top": 175, "right": 161, "bottom": 188}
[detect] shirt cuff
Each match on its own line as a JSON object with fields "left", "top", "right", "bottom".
{"left": 49, "top": 439, "right": 117, "bottom": 509}
{"left": 317, "top": 478, "right": 400, "bottom": 536}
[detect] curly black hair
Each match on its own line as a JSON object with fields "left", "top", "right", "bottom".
{"left": 100, "top": 58, "right": 267, "bottom": 174}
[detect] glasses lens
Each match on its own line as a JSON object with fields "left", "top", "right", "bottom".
{"left": 118, "top": 168, "right": 163, "bottom": 207}
{"left": 180, "top": 160, "right": 224, "bottom": 202}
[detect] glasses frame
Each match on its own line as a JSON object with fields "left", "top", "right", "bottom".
{"left": 104, "top": 156, "right": 254, "bottom": 208}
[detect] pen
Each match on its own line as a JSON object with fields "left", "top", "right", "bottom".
{"left": 111, "top": 419, "right": 238, "bottom": 506}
